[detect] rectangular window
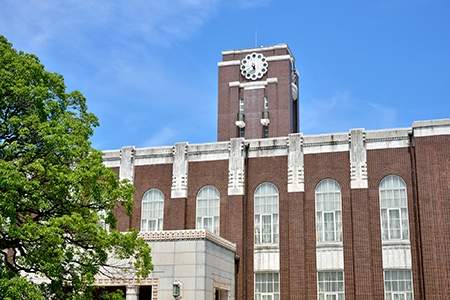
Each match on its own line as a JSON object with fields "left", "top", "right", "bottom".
{"left": 315, "top": 184, "right": 342, "bottom": 243}
{"left": 196, "top": 216, "right": 219, "bottom": 235}
{"left": 323, "top": 212, "right": 336, "bottom": 241}
{"left": 239, "top": 97, "right": 245, "bottom": 113}
{"left": 255, "top": 213, "right": 278, "bottom": 245}
{"left": 317, "top": 271, "right": 345, "bottom": 300}
{"left": 263, "top": 96, "right": 269, "bottom": 110}
{"left": 239, "top": 127, "right": 245, "bottom": 138}
{"left": 255, "top": 272, "right": 279, "bottom": 300}
{"left": 263, "top": 125, "right": 269, "bottom": 138}
{"left": 380, "top": 207, "right": 408, "bottom": 241}
{"left": 384, "top": 270, "right": 413, "bottom": 300}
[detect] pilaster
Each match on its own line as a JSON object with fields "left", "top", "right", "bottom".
{"left": 126, "top": 286, "right": 139, "bottom": 300}
{"left": 349, "top": 129, "right": 368, "bottom": 189}
{"left": 287, "top": 133, "right": 304, "bottom": 193}
{"left": 171, "top": 142, "right": 189, "bottom": 199}
{"left": 120, "top": 146, "right": 135, "bottom": 182}
{"left": 228, "top": 138, "right": 245, "bottom": 196}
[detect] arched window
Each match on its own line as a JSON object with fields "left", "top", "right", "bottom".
{"left": 379, "top": 175, "right": 409, "bottom": 241}
{"left": 254, "top": 182, "right": 279, "bottom": 245}
{"left": 315, "top": 179, "right": 342, "bottom": 243}
{"left": 196, "top": 186, "right": 220, "bottom": 235}
{"left": 141, "top": 189, "right": 164, "bottom": 231}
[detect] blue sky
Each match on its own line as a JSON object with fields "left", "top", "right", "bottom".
{"left": 1, "top": 0, "right": 449, "bottom": 150}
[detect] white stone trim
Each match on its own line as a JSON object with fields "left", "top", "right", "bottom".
{"left": 413, "top": 118, "right": 450, "bottom": 137}
{"left": 217, "top": 54, "right": 293, "bottom": 67}
{"left": 217, "top": 60, "right": 240, "bottom": 67}
{"left": 316, "top": 245, "right": 344, "bottom": 270}
{"left": 247, "top": 137, "right": 288, "bottom": 158}
{"left": 187, "top": 141, "right": 229, "bottom": 162}
{"left": 222, "top": 44, "right": 289, "bottom": 55}
{"left": 287, "top": 133, "right": 304, "bottom": 193}
{"left": 134, "top": 146, "right": 174, "bottom": 166}
{"left": 120, "top": 146, "right": 135, "bottom": 182}
{"left": 228, "top": 138, "right": 245, "bottom": 195}
{"left": 303, "top": 133, "right": 349, "bottom": 154}
{"left": 366, "top": 128, "right": 411, "bottom": 150}
{"left": 260, "top": 118, "right": 270, "bottom": 126}
{"left": 138, "top": 229, "right": 237, "bottom": 252}
{"left": 228, "top": 78, "right": 278, "bottom": 90}
{"left": 266, "top": 54, "right": 292, "bottom": 63}
{"left": 102, "top": 150, "right": 121, "bottom": 168}
{"left": 171, "top": 143, "right": 188, "bottom": 199}
{"left": 349, "top": 129, "right": 368, "bottom": 189}
{"left": 103, "top": 120, "right": 450, "bottom": 168}
{"left": 126, "top": 285, "right": 139, "bottom": 300}
{"left": 382, "top": 244, "right": 412, "bottom": 269}
{"left": 94, "top": 278, "right": 159, "bottom": 286}
{"left": 254, "top": 249, "right": 280, "bottom": 271}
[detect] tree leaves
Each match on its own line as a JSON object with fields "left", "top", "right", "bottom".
{"left": 0, "top": 35, "right": 152, "bottom": 299}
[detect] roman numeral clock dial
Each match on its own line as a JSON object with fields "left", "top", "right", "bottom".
{"left": 240, "top": 52, "right": 269, "bottom": 80}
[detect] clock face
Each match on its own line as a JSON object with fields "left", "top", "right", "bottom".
{"left": 240, "top": 52, "right": 269, "bottom": 80}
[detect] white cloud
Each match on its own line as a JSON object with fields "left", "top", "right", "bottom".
{"left": 237, "top": 0, "right": 272, "bottom": 9}
{"left": 0, "top": 0, "right": 220, "bottom": 51}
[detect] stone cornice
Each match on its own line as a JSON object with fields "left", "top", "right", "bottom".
{"left": 101, "top": 119, "right": 448, "bottom": 167}
{"left": 138, "top": 229, "right": 237, "bottom": 252}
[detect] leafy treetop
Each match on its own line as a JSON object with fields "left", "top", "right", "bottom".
{"left": 0, "top": 35, "right": 151, "bottom": 299}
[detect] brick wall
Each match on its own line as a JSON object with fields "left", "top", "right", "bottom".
{"left": 110, "top": 135, "right": 450, "bottom": 300}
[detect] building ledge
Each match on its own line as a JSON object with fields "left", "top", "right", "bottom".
{"left": 138, "top": 229, "right": 237, "bottom": 253}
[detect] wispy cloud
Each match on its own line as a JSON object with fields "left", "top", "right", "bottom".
{"left": 0, "top": 0, "right": 220, "bottom": 50}
{"left": 301, "top": 91, "right": 398, "bottom": 133}
{"left": 143, "top": 127, "right": 178, "bottom": 147}
{"left": 237, "top": 0, "right": 272, "bottom": 9}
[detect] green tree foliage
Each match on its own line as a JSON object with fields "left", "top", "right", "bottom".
{"left": 0, "top": 35, "right": 152, "bottom": 299}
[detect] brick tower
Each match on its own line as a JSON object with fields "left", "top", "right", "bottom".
{"left": 217, "top": 44, "right": 299, "bottom": 141}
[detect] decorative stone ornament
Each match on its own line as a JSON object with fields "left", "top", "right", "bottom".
{"left": 235, "top": 120, "right": 246, "bottom": 128}
{"left": 240, "top": 52, "right": 268, "bottom": 80}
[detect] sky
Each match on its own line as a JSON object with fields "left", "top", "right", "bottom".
{"left": 1, "top": 0, "right": 449, "bottom": 150}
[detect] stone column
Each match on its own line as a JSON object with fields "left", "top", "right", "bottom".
{"left": 118, "top": 146, "right": 135, "bottom": 231}
{"left": 126, "top": 286, "right": 139, "bottom": 300}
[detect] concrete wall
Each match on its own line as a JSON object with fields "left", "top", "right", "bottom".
{"left": 148, "top": 236, "right": 235, "bottom": 300}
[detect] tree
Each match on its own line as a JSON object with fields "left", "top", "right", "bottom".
{"left": 0, "top": 35, "right": 152, "bottom": 299}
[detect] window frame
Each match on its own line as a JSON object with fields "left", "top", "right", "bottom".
{"left": 379, "top": 175, "right": 410, "bottom": 242}
{"left": 140, "top": 188, "right": 164, "bottom": 232}
{"left": 317, "top": 270, "right": 345, "bottom": 300}
{"left": 254, "top": 272, "right": 280, "bottom": 300}
{"left": 195, "top": 185, "right": 220, "bottom": 235}
{"left": 254, "top": 182, "right": 279, "bottom": 246}
{"left": 315, "top": 179, "right": 343, "bottom": 244}
{"left": 383, "top": 269, "right": 414, "bottom": 300}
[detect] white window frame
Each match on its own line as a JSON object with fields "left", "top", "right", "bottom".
{"left": 315, "top": 179, "right": 343, "bottom": 244}
{"left": 141, "top": 188, "right": 164, "bottom": 232}
{"left": 317, "top": 270, "right": 345, "bottom": 300}
{"left": 383, "top": 269, "right": 414, "bottom": 300}
{"left": 379, "top": 175, "right": 409, "bottom": 242}
{"left": 254, "top": 272, "right": 280, "bottom": 300}
{"left": 254, "top": 182, "right": 279, "bottom": 246}
{"left": 196, "top": 185, "right": 220, "bottom": 235}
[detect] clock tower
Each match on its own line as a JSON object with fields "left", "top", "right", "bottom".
{"left": 217, "top": 44, "right": 299, "bottom": 141}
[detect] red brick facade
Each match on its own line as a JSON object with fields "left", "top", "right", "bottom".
{"left": 103, "top": 45, "right": 450, "bottom": 299}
